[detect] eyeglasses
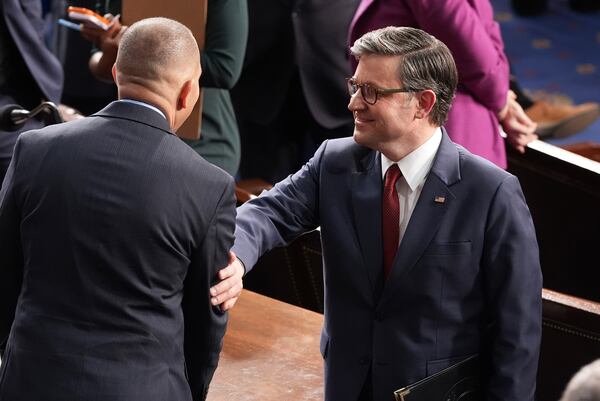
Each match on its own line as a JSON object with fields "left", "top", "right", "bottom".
{"left": 346, "top": 78, "right": 414, "bottom": 105}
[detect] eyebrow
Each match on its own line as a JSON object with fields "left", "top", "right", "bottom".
{"left": 350, "top": 77, "right": 380, "bottom": 87}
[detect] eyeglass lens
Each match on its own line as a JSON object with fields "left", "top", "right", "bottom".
{"left": 348, "top": 80, "right": 377, "bottom": 104}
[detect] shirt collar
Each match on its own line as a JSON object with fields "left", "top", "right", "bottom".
{"left": 118, "top": 99, "right": 167, "bottom": 120}
{"left": 381, "top": 127, "right": 442, "bottom": 191}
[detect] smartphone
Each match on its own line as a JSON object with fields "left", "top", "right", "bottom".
{"left": 67, "top": 6, "right": 111, "bottom": 30}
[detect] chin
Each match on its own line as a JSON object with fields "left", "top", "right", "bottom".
{"left": 353, "top": 130, "right": 368, "bottom": 146}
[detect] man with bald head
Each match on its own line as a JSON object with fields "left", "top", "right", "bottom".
{"left": 0, "top": 17, "right": 235, "bottom": 401}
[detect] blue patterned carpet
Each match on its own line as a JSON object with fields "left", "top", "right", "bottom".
{"left": 491, "top": 0, "right": 600, "bottom": 146}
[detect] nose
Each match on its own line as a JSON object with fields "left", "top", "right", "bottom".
{"left": 348, "top": 90, "right": 366, "bottom": 112}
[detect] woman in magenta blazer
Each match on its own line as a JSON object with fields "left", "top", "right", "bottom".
{"left": 349, "top": 0, "right": 536, "bottom": 168}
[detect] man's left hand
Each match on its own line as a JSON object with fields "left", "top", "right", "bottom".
{"left": 210, "top": 251, "right": 244, "bottom": 311}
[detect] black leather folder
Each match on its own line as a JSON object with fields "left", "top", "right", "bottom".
{"left": 393, "top": 354, "right": 481, "bottom": 401}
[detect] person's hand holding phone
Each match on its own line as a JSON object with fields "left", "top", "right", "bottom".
{"left": 81, "top": 14, "right": 122, "bottom": 46}
{"left": 84, "top": 15, "right": 128, "bottom": 82}
{"left": 97, "top": 16, "right": 126, "bottom": 60}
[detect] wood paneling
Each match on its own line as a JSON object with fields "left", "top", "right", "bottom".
{"left": 507, "top": 141, "right": 600, "bottom": 302}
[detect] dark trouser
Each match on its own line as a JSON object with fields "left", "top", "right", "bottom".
{"left": 357, "top": 368, "right": 373, "bottom": 401}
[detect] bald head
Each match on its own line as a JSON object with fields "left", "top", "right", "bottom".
{"left": 116, "top": 17, "right": 200, "bottom": 90}
{"left": 560, "top": 360, "right": 600, "bottom": 401}
{"left": 113, "top": 17, "right": 201, "bottom": 130}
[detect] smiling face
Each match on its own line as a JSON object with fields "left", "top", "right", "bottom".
{"left": 348, "top": 54, "right": 430, "bottom": 160}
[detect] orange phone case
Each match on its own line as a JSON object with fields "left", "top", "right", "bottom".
{"left": 67, "top": 6, "right": 111, "bottom": 30}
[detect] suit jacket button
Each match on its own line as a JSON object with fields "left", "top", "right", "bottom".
{"left": 359, "top": 356, "right": 370, "bottom": 365}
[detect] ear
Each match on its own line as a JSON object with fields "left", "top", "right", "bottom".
{"left": 176, "top": 80, "right": 193, "bottom": 111}
{"left": 415, "top": 90, "right": 436, "bottom": 119}
{"left": 111, "top": 64, "right": 117, "bottom": 83}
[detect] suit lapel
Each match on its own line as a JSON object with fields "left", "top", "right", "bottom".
{"left": 377, "top": 130, "right": 461, "bottom": 309}
{"left": 351, "top": 150, "right": 382, "bottom": 294}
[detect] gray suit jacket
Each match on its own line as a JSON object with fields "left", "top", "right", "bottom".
{"left": 0, "top": 101, "right": 235, "bottom": 401}
{"left": 233, "top": 131, "right": 542, "bottom": 401}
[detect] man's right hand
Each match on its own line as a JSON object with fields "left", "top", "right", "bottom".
{"left": 210, "top": 252, "right": 245, "bottom": 312}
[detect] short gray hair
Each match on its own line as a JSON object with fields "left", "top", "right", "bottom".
{"left": 350, "top": 26, "right": 458, "bottom": 127}
{"left": 116, "top": 17, "right": 198, "bottom": 84}
{"left": 560, "top": 359, "right": 600, "bottom": 401}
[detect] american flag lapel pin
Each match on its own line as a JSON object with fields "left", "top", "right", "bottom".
{"left": 434, "top": 196, "right": 446, "bottom": 204}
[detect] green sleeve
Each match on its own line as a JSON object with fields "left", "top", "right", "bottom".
{"left": 200, "top": 0, "right": 248, "bottom": 89}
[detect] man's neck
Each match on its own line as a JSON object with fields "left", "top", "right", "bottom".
{"left": 119, "top": 99, "right": 167, "bottom": 120}
{"left": 381, "top": 124, "right": 438, "bottom": 162}
{"left": 117, "top": 85, "right": 174, "bottom": 128}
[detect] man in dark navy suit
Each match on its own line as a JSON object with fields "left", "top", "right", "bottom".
{"left": 0, "top": 0, "right": 64, "bottom": 183}
{"left": 0, "top": 17, "right": 235, "bottom": 401}
{"left": 226, "top": 27, "right": 542, "bottom": 401}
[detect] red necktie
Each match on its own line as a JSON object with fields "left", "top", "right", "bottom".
{"left": 382, "top": 164, "right": 401, "bottom": 279}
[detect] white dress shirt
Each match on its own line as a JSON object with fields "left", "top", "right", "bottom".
{"left": 381, "top": 127, "right": 442, "bottom": 245}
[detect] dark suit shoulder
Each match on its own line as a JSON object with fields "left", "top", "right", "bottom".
{"left": 17, "top": 115, "right": 233, "bottom": 197}
{"left": 9, "top": 122, "right": 69, "bottom": 164}
{"left": 163, "top": 133, "right": 234, "bottom": 188}
{"left": 15, "top": 115, "right": 108, "bottom": 146}
{"left": 455, "top": 144, "right": 516, "bottom": 192}
{"left": 319, "top": 137, "right": 374, "bottom": 174}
